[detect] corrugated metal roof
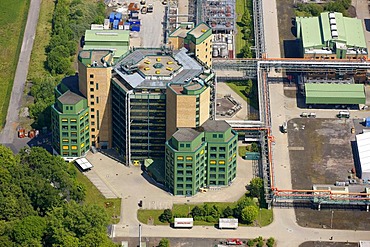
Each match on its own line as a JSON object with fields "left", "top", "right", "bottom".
{"left": 344, "top": 18, "right": 367, "bottom": 48}
{"left": 305, "top": 83, "right": 365, "bottom": 104}
{"left": 297, "top": 16, "right": 322, "bottom": 48}
{"left": 356, "top": 133, "right": 370, "bottom": 174}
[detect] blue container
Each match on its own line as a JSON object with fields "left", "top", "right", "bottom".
{"left": 113, "top": 19, "right": 119, "bottom": 29}
{"left": 131, "top": 24, "right": 140, "bottom": 32}
{"left": 129, "top": 19, "right": 141, "bottom": 25}
{"left": 109, "top": 12, "right": 115, "bottom": 22}
{"left": 366, "top": 117, "right": 370, "bottom": 127}
{"left": 115, "top": 12, "right": 122, "bottom": 21}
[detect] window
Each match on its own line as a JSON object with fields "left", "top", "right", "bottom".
{"left": 91, "top": 115, "right": 95, "bottom": 119}
{"left": 210, "top": 174, "right": 216, "bottom": 178}
{"left": 62, "top": 132, "right": 69, "bottom": 137}
{"left": 90, "top": 88, "right": 94, "bottom": 92}
{"left": 91, "top": 121, "right": 95, "bottom": 125}
{"left": 186, "top": 177, "right": 192, "bottom": 182}
{"left": 180, "top": 143, "right": 184, "bottom": 148}
{"left": 91, "top": 128, "right": 95, "bottom": 132}
{"left": 210, "top": 160, "right": 216, "bottom": 164}
{"left": 62, "top": 125, "right": 68, "bottom": 130}
{"left": 96, "top": 97, "right": 99, "bottom": 103}
{"left": 186, "top": 184, "right": 192, "bottom": 189}
{"left": 70, "top": 126, "right": 77, "bottom": 130}
{"left": 212, "top": 134, "right": 217, "bottom": 138}
{"left": 210, "top": 167, "right": 216, "bottom": 172}
{"left": 71, "top": 145, "right": 77, "bottom": 150}
{"left": 89, "top": 74, "right": 94, "bottom": 78}
{"left": 177, "top": 170, "right": 183, "bottom": 175}
{"left": 177, "top": 184, "right": 183, "bottom": 188}
{"left": 62, "top": 139, "right": 69, "bottom": 143}
{"left": 186, "top": 171, "right": 192, "bottom": 176}
{"left": 92, "top": 135, "right": 96, "bottom": 139}
{"left": 96, "top": 83, "right": 99, "bottom": 90}
{"left": 186, "top": 144, "right": 190, "bottom": 148}
{"left": 218, "top": 134, "right": 223, "bottom": 138}
{"left": 71, "top": 152, "right": 78, "bottom": 157}
{"left": 186, "top": 156, "right": 193, "bottom": 161}
{"left": 90, "top": 95, "right": 94, "bottom": 99}
{"left": 219, "top": 154, "right": 225, "bottom": 159}
{"left": 177, "top": 156, "right": 184, "bottom": 160}
{"left": 71, "top": 139, "right": 77, "bottom": 144}
{"left": 62, "top": 118, "right": 68, "bottom": 122}
{"left": 219, "top": 168, "right": 225, "bottom": 172}
{"left": 177, "top": 163, "right": 184, "bottom": 168}
{"left": 90, "top": 81, "right": 94, "bottom": 85}
{"left": 71, "top": 118, "right": 76, "bottom": 122}
{"left": 220, "top": 147, "right": 226, "bottom": 152}
{"left": 210, "top": 147, "right": 217, "bottom": 152}
{"left": 62, "top": 145, "right": 69, "bottom": 150}
{"left": 71, "top": 132, "right": 77, "bottom": 137}
{"left": 219, "top": 160, "right": 225, "bottom": 165}
{"left": 210, "top": 154, "right": 216, "bottom": 158}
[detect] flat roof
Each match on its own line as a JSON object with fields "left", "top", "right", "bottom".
{"left": 173, "top": 128, "right": 202, "bottom": 142}
{"left": 113, "top": 48, "right": 204, "bottom": 89}
{"left": 202, "top": 119, "right": 231, "bottom": 132}
{"left": 58, "top": 91, "right": 85, "bottom": 105}
{"left": 188, "top": 23, "right": 211, "bottom": 39}
{"left": 298, "top": 16, "right": 322, "bottom": 48}
{"left": 84, "top": 30, "right": 130, "bottom": 42}
{"left": 305, "top": 83, "right": 366, "bottom": 104}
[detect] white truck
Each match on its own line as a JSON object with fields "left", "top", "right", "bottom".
{"left": 174, "top": 218, "right": 193, "bottom": 228}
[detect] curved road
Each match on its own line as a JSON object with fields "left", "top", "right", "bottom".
{"left": 0, "top": 0, "right": 41, "bottom": 144}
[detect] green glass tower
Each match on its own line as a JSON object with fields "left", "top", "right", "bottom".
{"left": 51, "top": 81, "right": 90, "bottom": 161}
{"left": 165, "top": 120, "right": 237, "bottom": 196}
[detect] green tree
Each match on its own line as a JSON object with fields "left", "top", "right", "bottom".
{"left": 12, "top": 216, "right": 46, "bottom": 246}
{"left": 247, "top": 239, "right": 254, "bottom": 247}
{"left": 256, "top": 240, "right": 264, "bottom": 247}
{"left": 159, "top": 209, "right": 173, "bottom": 223}
{"left": 241, "top": 205, "right": 259, "bottom": 224}
{"left": 267, "top": 237, "right": 275, "bottom": 247}
{"left": 158, "top": 238, "right": 170, "bottom": 247}
{"left": 191, "top": 206, "right": 205, "bottom": 217}
{"left": 244, "top": 79, "right": 253, "bottom": 96}
{"left": 249, "top": 177, "right": 264, "bottom": 198}
{"left": 233, "top": 197, "right": 254, "bottom": 219}
{"left": 222, "top": 206, "right": 233, "bottom": 218}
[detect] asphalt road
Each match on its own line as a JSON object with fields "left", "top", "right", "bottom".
{"left": 0, "top": 0, "right": 41, "bottom": 144}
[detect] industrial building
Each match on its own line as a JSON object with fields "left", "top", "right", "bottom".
{"left": 356, "top": 132, "right": 370, "bottom": 181}
{"left": 169, "top": 22, "right": 213, "bottom": 68}
{"left": 51, "top": 78, "right": 90, "bottom": 161}
{"left": 201, "top": 0, "right": 235, "bottom": 33}
{"left": 83, "top": 29, "right": 130, "bottom": 60}
{"left": 296, "top": 12, "right": 367, "bottom": 59}
{"left": 165, "top": 119, "right": 238, "bottom": 196}
{"left": 304, "top": 83, "right": 366, "bottom": 105}
{"left": 111, "top": 47, "right": 215, "bottom": 165}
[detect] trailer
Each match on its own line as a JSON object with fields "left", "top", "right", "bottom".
{"left": 218, "top": 218, "right": 238, "bottom": 229}
{"left": 174, "top": 218, "right": 193, "bottom": 228}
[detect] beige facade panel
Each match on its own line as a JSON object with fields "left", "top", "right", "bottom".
{"left": 166, "top": 88, "right": 178, "bottom": 140}
{"left": 176, "top": 95, "right": 197, "bottom": 127}
{"left": 199, "top": 87, "right": 210, "bottom": 126}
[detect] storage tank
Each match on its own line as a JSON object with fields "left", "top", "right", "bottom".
{"left": 212, "top": 48, "right": 219, "bottom": 57}
{"left": 220, "top": 47, "right": 228, "bottom": 57}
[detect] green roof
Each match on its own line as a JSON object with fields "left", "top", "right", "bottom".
{"left": 298, "top": 16, "right": 322, "bottom": 48}
{"left": 83, "top": 30, "right": 130, "bottom": 58}
{"left": 84, "top": 30, "right": 130, "bottom": 42}
{"left": 344, "top": 18, "right": 367, "bottom": 48}
{"left": 297, "top": 12, "right": 366, "bottom": 49}
{"left": 305, "top": 83, "right": 365, "bottom": 104}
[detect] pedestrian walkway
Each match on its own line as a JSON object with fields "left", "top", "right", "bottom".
{"left": 84, "top": 170, "right": 119, "bottom": 199}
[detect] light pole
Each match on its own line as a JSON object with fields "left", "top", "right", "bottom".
{"left": 139, "top": 224, "right": 142, "bottom": 247}
{"left": 330, "top": 211, "right": 334, "bottom": 229}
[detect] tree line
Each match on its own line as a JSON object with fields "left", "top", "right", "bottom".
{"left": 159, "top": 178, "right": 265, "bottom": 225}
{"left": 295, "top": 0, "right": 352, "bottom": 17}
{"left": 238, "top": 0, "right": 255, "bottom": 58}
{"left": 0, "top": 145, "right": 115, "bottom": 246}
{"left": 29, "top": 0, "right": 105, "bottom": 129}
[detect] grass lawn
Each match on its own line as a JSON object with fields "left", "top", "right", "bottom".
{"left": 75, "top": 168, "right": 121, "bottom": 224}
{"left": 27, "top": 0, "right": 54, "bottom": 80}
{"left": 137, "top": 209, "right": 167, "bottom": 225}
{"left": 138, "top": 201, "right": 273, "bottom": 227}
{"left": 238, "top": 146, "right": 248, "bottom": 157}
{"left": 0, "top": 0, "right": 30, "bottom": 128}
{"left": 235, "top": 0, "right": 246, "bottom": 56}
{"left": 226, "top": 82, "right": 259, "bottom": 110}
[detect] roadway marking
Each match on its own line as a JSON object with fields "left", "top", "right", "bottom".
{"left": 288, "top": 147, "right": 304, "bottom": 151}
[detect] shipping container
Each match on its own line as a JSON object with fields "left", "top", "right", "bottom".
{"left": 174, "top": 218, "right": 193, "bottom": 228}
{"left": 109, "top": 12, "right": 115, "bottom": 22}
